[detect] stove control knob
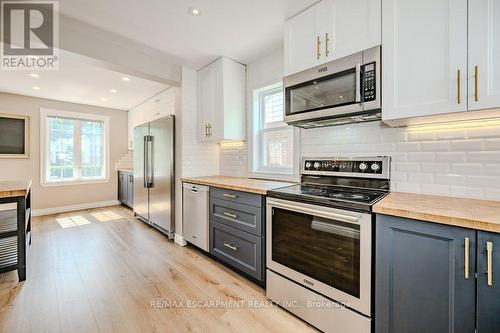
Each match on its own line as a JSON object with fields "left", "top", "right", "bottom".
{"left": 313, "top": 162, "right": 320, "bottom": 169}
{"left": 371, "top": 163, "right": 380, "bottom": 171}
{"left": 359, "top": 162, "right": 368, "bottom": 171}
{"left": 305, "top": 162, "right": 312, "bottom": 168}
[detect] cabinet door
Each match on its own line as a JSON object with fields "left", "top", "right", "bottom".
{"left": 477, "top": 231, "right": 500, "bottom": 333}
{"left": 197, "top": 63, "right": 217, "bottom": 142}
{"left": 375, "top": 214, "right": 476, "bottom": 333}
{"left": 324, "top": 0, "right": 381, "bottom": 61}
{"left": 127, "top": 109, "right": 136, "bottom": 150}
{"left": 382, "top": 0, "right": 468, "bottom": 122}
{"left": 284, "top": 1, "right": 325, "bottom": 76}
{"left": 468, "top": 0, "right": 500, "bottom": 111}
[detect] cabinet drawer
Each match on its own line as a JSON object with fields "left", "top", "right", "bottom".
{"left": 210, "top": 198, "right": 262, "bottom": 236}
{"left": 210, "top": 220, "right": 262, "bottom": 281}
{"left": 210, "top": 187, "right": 262, "bottom": 208}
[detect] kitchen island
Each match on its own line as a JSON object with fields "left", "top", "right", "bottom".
{"left": 0, "top": 180, "right": 32, "bottom": 281}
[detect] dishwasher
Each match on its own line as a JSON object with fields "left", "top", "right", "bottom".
{"left": 182, "top": 183, "right": 209, "bottom": 251}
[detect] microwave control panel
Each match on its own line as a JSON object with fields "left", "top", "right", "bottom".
{"left": 362, "top": 62, "right": 376, "bottom": 102}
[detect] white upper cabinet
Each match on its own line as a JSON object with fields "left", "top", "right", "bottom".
{"left": 468, "top": 0, "right": 500, "bottom": 111}
{"left": 284, "top": 1, "right": 324, "bottom": 76}
{"left": 382, "top": 0, "right": 468, "bottom": 123}
{"left": 324, "top": 0, "right": 381, "bottom": 61}
{"left": 197, "top": 57, "right": 246, "bottom": 142}
{"left": 284, "top": 0, "right": 381, "bottom": 76}
{"left": 127, "top": 88, "right": 176, "bottom": 149}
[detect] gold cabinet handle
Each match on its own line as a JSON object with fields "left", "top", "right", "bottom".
{"left": 207, "top": 123, "right": 212, "bottom": 137}
{"left": 465, "top": 237, "right": 470, "bottom": 279}
{"left": 223, "top": 193, "right": 237, "bottom": 198}
{"left": 457, "top": 69, "right": 461, "bottom": 104}
{"left": 223, "top": 212, "right": 237, "bottom": 219}
{"left": 474, "top": 65, "right": 479, "bottom": 102}
{"left": 204, "top": 124, "right": 208, "bottom": 138}
{"left": 316, "top": 36, "right": 321, "bottom": 60}
{"left": 487, "top": 241, "right": 493, "bottom": 286}
{"left": 325, "top": 33, "right": 330, "bottom": 57}
{"left": 223, "top": 243, "right": 238, "bottom": 251}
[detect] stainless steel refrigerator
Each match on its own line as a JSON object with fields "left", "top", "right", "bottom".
{"left": 133, "top": 115, "right": 175, "bottom": 239}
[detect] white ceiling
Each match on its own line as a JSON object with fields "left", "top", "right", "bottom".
{"left": 59, "top": 0, "right": 318, "bottom": 68}
{"left": 0, "top": 51, "right": 170, "bottom": 110}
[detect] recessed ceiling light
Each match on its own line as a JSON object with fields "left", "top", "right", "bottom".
{"left": 122, "top": 77, "right": 130, "bottom": 82}
{"left": 29, "top": 73, "right": 39, "bottom": 78}
{"left": 28, "top": 55, "right": 39, "bottom": 59}
{"left": 32, "top": 86, "right": 40, "bottom": 90}
{"left": 101, "top": 97, "right": 108, "bottom": 102}
{"left": 189, "top": 7, "right": 201, "bottom": 16}
{"left": 110, "top": 89, "right": 117, "bottom": 93}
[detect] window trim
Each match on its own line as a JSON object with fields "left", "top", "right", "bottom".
{"left": 248, "top": 82, "right": 300, "bottom": 182}
{"left": 40, "top": 108, "right": 110, "bottom": 187}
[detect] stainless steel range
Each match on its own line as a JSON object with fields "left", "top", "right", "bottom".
{"left": 266, "top": 156, "right": 390, "bottom": 333}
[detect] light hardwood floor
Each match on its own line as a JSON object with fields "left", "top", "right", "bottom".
{"left": 0, "top": 205, "right": 317, "bottom": 333}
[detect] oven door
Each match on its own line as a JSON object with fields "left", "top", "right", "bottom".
{"left": 266, "top": 197, "right": 372, "bottom": 316}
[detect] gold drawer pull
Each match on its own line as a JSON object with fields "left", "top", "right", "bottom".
{"left": 223, "top": 193, "right": 237, "bottom": 198}
{"left": 457, "top": 69, "right": 461, "bottom": 104}
{"left": 474, "top": 65, "right": 479, "bottom": 102}
{"left": 465, "top": 237, "right": 470, "bottom": 279}
{"left": 223, "top": 212, "right": 237, "bottom": 219}
{"left": 224, "top": 243, "right": 238, "bottom": 251}
{"left": 487, "top": 241, "right": 493, "bottom": 286}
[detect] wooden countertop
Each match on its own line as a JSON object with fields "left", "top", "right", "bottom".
{"left": 374, "top": 192, "right": 500, "bottom": 233}
{"left": 0, "top": 180, "right": 32, "bottom": 199}
{"left": 181, "top": 176, "right": 295, "bottom": 195}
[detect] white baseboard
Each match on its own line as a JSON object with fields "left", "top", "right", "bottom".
{"left": 32, "top": 200, "right": 120, "bottom": 217}
{"left": 174, "top": 233, "right": 187, "bottom": 246}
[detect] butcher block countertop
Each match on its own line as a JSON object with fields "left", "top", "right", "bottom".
{"left": 181, "top": 176, "right": 295, "bottom": 195}
{"left": 0, "top": 180, "right": 32, "bottom": 199}
{"left": 374, "top": 192, "right": 500, "bottom": 233}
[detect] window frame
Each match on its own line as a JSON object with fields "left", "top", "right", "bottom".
{"left": 249, "top": 82, "right": 299, "bottom": 182}
{"left": 40, "top": 108, "right": 110, "bottom": 187}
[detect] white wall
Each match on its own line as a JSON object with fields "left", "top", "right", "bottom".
{"left": 0, "top": 92, "right": 128, "bottom": 210}
{"left": 220, "top": 47, "right": 500, "bottom": 201}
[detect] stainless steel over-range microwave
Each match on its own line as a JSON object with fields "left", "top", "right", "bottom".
{"left": 284, "top": 46, "right": 381, "bottom": 128}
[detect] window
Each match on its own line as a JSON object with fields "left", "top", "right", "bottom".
{"left": 40, "top": 109, "right": 110, "bottom": 186}
{"left": 251, "top": 83, "right": 297, "bottom": 178}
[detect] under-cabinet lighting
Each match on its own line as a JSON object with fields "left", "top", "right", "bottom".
{"left": 407, "top": 118, "right": 500, "bottom": 131}
{"left": 220, "top": 141, "right": 245, "bottom": 148}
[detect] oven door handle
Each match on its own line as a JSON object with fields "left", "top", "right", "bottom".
{"left": 355, "top": 63, "right": 362, "bottom": 103}
{"left": 269, "top": 200, "right": 359, "bottom": 224}
{"left": 311, "top": 219, "right": 360, "bottom": 239}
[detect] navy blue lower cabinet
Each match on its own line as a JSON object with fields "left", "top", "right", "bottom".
{"left": 375, "top": 214, "right": 476, "bottom": 333}
{"left": 477, "top": 231, "right": 500, "bottom": 333}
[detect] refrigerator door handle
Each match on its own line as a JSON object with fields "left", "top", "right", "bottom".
{"left": 148, "top": 136, "right": 154, "bottom": 187}
{"left": 143, "top": 136, "right": 148, "bottom": 188}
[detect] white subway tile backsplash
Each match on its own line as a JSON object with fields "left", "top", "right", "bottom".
{"left": 435, "top": 152, "right": 467, "bottom": 162}
{"left": 435, "top": 174, "right": 466, "bottom": 186}
{"left": 421, "top": 163, "right": 450, "bottom": 173}
{"left": 420, "top": 141, "right": 449, "bottom": 152}
{"left": 218, "top": 120, "right": 500, "bottom": 201}
{"left": 450, "top": 140, "right": 483, "bottom": 151}
{"left": 408, "top": 152, "right": 435, "bottom": 162}
{"left": 451, "top": 186, "right": 484, "bottom": 199}
{"left": 466, "top": 176, "right": 500, "bottom": 188}
{"left": 407, "top": 173, "right": 434, "bottom": 184}
{"left": 421, "top": 184, "right": 451, "bottom": 196}
{"left": 467, "top": 152, "right": 500, "bottom": 163}
{"left": 484, "top": 164, "right": 500, "bottom": 175}
{"left": 450, "top": 163, "right": 482, "bottom": 175}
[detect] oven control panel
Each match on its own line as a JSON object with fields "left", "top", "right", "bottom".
{"left": 362, "top": 62, "right": 376, "bottom": 102}
{"left": 304, "top": 159, "right": 384, "bottom": 174}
